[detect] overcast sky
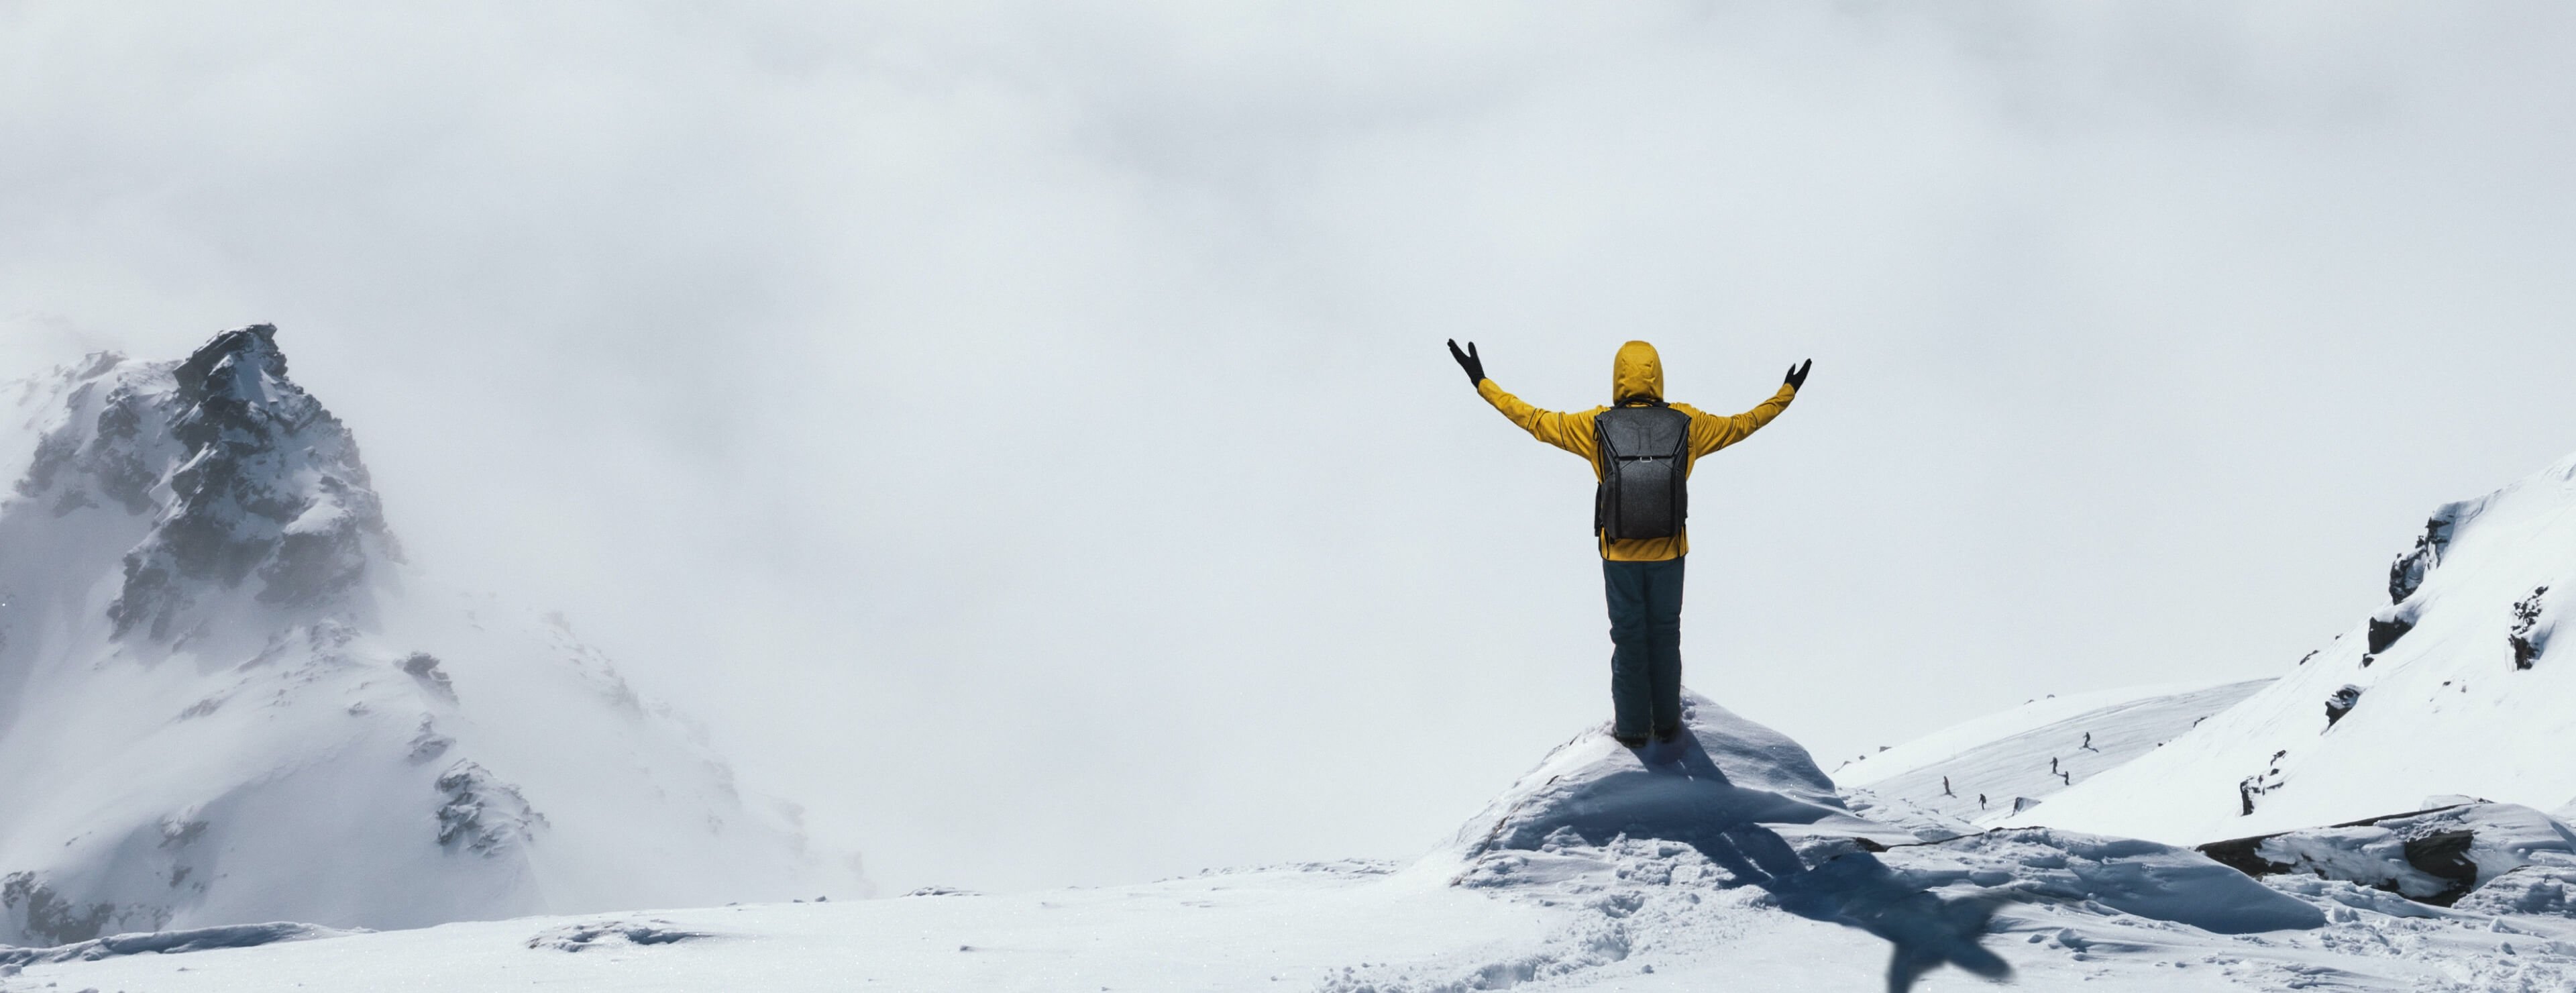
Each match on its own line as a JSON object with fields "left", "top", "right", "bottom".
{"left": 5, "top": 1, "right": 2573, "bottom": 894}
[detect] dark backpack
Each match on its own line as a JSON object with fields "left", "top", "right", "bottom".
{"left": 1593, "top": 403, "right": 1691, "bottom": 539}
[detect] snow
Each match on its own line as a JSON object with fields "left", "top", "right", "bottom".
{"left": 1833, "top": 680, "right": 2248, "bottom": 788}
{"left": 2, "top": 668, "right": 2573, "bottom": 992}
{"left": 1835, "top": 679, "right": 2269, "bottom": 831}
{"left": 2021, "top": 451, "right": 2576, "bottom": 845}
{"left": 1450, "top": 691, "right": 1907, "bottom": 859}
{"left": 11, "top": 822, "right": 2576, "bottom": 992}
{"left": 0, "top": 329, "right": 851, "bottom": 947}
{"left": 0, "top": 922, "right": 352, "bottom": 966}
{"left": 2201, "top": 802, "right": 2576, "bottom": 905}
{"left": 1878, "top": 829, "right": 2322, "bottom": 935}
{"left": 14, "top": 334, "right": 2576, "bottom": 990}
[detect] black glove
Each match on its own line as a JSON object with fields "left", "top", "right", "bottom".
{"left": 1447, "top": 339, "right": 1487, "bottom": 387}
{"left": 1784, "top": 358, "right": 1812, "bottom": 390}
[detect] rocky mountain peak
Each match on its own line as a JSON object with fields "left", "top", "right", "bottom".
{"left": 172, "top": 324, "right": 286, "bottom": 407}
{"left": 0, "top": 326, "right": 843, "bottom": 944}
{"left": 75, "top": 324, "right": 401, "bottom": 642}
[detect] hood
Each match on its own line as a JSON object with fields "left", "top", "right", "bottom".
{"left": 1612, "top": 340, "right": 1664, "bottom": 403}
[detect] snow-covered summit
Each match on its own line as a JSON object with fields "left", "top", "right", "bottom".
{"left": 11, "top": 326, "right": 397, "bottom": 651}
{"left": 1423, "top": 688, "right": 2335, "bottom": 990}
{"left": 1448, "top": 690, "right": 1907, "bottom": 862}
{"left": 2022, "top": 451, "right": 2576, "bottom": 844}
{"left": 0, "top": 327, "right": 853, "bottom": 947}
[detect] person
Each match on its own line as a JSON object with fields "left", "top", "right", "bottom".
{"left": 1448, "top": 339, "right": 1809, "bottom": 748}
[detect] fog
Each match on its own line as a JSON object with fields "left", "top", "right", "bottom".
{"left": 5, "top": 1, "right": 2573, "bottom": 893}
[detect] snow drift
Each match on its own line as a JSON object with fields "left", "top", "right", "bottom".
{"left": 0, "top": 327, "right": 852, "bottom": 946}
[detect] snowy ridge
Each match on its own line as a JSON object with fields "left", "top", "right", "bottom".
{"left": 0, "top": 327, "right": 855, "bottom": 947}
{"left": 2024, "top": 451, "right": 2576, "bottom": 845}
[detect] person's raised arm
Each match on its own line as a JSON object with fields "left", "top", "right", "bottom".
{"left": 1686, "top": 359, "right": 1809, "bottom": 457}
{"left": 1449, "top": 339, "right": 1596, "bottom": 459}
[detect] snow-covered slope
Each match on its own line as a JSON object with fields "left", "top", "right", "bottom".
{"left": 0, "top": 327, "right": 853, "bottom": 946}
{"left": 2025, "top": 452, "right": 2576, "bottom": 845}
{"left": 11, "top": 689, "right": 2574, "bottom": 993}
{"left": 1835, "top": 679, "right": 2270, "bottom": 829}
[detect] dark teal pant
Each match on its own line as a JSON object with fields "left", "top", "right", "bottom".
{"left": 1603, "top": 556, "right": 1686, "bottom": 740}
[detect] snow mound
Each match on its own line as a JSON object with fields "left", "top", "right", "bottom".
{"left": 2023, "top": 451, "right": 2576, "bottom": 844}
{"left": 1452, "top": 690, "right": 1903, "bottom": 859}
{"left": 1442, "top": 691, "right": 2021, "bottom": 990}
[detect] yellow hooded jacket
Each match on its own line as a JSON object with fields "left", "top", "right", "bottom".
{"left": 1477, "top": 340, "right": 1795, "bottom": 562}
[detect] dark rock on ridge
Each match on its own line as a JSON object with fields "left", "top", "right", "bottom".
{"left": 102, "top": 325, "right": 399, "bottom": 641}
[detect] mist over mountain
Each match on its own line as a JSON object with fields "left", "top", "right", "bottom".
{"left": 0, "top": 326, "right": 857, "bottom": 947}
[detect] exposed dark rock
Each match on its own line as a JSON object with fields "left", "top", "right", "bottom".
{"left": 2366, "top": 610, "right": 2414, "bottom": 654}
{"left": 15, "top": 414, "right": 82, "bottom": 499}
{"left": 434, "top": 760, "right": 546, "bottom": 855}
{"left": 400, "top": 652, "right": 456, "bottom": 702}
{"left": 2324, "top": 685, "right": 2362, "bottom": 729}
{"left": 105, "top": 325, "right": 399, "bottom": 641}
{"left": 2198, "top": 803, "right": 2496, "bottom": 906}
{"left": 2510, "top": 586, "right": 2551, "bottom": 670}
{"left": 0, "top": 921, "right": 346, "bottom": 965}
{"left": 2387, "top": 513, "right": 2457, "bottom": 603}
{"left": 525, "top": 918, "right": 709, "bottom": 952}
{"left": 2237, "top": 750, "right": 2290, "bottom": 815}
{"left": 2402, "top": 830, "right": 2479, "bottom": 900}
{"left": 13, "top": 370, "right": 166, "bottom": 518}
{"left": 1, "top": 872, "right": 115, "bottom": 947}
